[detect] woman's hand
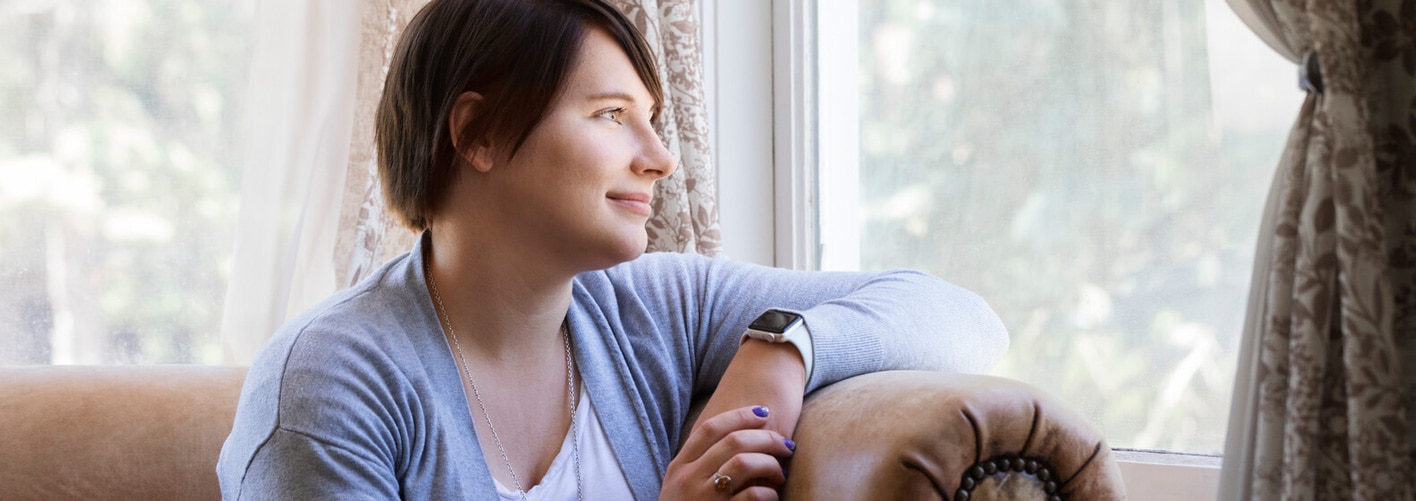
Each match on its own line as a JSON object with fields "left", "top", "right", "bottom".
{"left": 662, "top": 340, "right": 809, "bottom": 499}
{"left": 661, "top": 405, "right": 796, "bottom": 500}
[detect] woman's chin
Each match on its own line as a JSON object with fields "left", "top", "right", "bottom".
{"left": 573, "top": 230, "right": 649, "bottom": 271}
{"left": 612, "top": 231, "right": 650, "bottom": 261}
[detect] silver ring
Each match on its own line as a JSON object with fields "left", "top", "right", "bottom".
{"left": 712, "top": 472, "right": 732, "bottom": 492}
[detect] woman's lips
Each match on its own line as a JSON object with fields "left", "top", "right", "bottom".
{"left": 608, "top": 192, "right": 653, "bottom": 216}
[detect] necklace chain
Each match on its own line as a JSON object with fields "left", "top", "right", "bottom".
{"left": 427, "top": 268, "right": 583, "bottom": 501}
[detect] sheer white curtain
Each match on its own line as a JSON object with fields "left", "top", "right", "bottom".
{"left": 219, "top": 1, "right": 364, "bottom": 364}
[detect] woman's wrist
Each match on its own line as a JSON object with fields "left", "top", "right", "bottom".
{"left": 695, "top": 339, "right": 808, "bottom": 437}
{"left": 734, "top": 338, "right": 808, "bottom": 390}
{"left": 740, "top": 309, "right": 814, "bottom": 384}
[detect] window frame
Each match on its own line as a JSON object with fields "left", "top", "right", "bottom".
{"left": 704, "top": 0, "right": 1224, "bottom": 498}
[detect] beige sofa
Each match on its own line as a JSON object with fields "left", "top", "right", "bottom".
{"left": 0, "top": 365, "right": 1124, "bottom": 500}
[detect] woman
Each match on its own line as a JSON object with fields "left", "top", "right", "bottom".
{"left": 217, "top": 0, "right": 1008, "bottom": 499}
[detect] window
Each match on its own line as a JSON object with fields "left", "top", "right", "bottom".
{"left": 0, "top": 0, "right": 254, "bottom": 364}
{"left": 813, "top": 0, "right": 1300, "bottom": 456}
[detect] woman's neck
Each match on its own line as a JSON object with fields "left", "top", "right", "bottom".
{"left": 424, "top": 227, "right": 574, "bottom": 359}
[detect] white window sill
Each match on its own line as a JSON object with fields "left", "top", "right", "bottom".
{"left": 1116, "top": 449, "right": 1221, "bottom": 500}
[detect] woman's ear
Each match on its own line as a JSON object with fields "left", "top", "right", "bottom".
{"left": 448, "top": 91, "right": 494, "bottom": 172}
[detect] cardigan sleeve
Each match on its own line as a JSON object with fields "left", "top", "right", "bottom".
{"left": 230, "top": 427, "right": 402, "bottom": 500}
{"left": 217, "top": 317, "right": 415, "bottom": 500}
{"left": 602, "top": 253, "right": 1009, "bottom": 394}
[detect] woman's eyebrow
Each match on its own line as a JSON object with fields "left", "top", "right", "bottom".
{"left": 584, "top": 91, "right": 638, "bottom": 103}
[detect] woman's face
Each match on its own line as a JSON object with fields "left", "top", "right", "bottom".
{"left": 479, "top": 26, "right": 676, "bottom": 270}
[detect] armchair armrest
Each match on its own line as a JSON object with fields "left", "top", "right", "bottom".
{"left": 785, "top": 371, "right": 1125, "bottom": 500}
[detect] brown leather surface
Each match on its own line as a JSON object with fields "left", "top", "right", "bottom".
{"left": 783, "top": 371, "right": 1125, "bottom": 500}
{"left": 0, "top": 365, "right": 247, "bottom": 501}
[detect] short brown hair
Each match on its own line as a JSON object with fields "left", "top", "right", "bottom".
{"left": 376, "top": 0, "right": 665, "bottom": 230}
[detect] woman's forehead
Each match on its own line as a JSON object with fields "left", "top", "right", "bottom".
{"left": 558, "top": 28, "right": 656, "bottom": 108}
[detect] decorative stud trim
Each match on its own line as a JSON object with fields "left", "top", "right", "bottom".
{"left": 954, "top": 456, "right": 1062, "bottom": 501}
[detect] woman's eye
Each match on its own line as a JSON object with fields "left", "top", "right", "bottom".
{"left": 598, "top": 108, "right": 625, "bottom": 123}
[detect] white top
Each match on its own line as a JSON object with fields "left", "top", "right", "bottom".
{"left": 494, "top": 383, "right": 634, "bottom": 500}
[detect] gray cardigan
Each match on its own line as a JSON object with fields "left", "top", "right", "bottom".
{"left": 217, "top": 233, "right": 1008, "bottom": 500}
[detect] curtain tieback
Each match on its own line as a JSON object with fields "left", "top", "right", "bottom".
{"left": 1299, "top": 50, "right": 1323, "bottom": 94}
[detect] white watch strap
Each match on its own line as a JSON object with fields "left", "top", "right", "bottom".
{"left": 787, "top": 323, "right": 813, "bottom": 384}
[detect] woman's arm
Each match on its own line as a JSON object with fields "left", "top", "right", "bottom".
{"left": 219, "top": 332, "right": 406, "bottom": 500}
{"left": 605, "top": 253, "right": 1008, "bottom": 497}
{"left": 692, "top": 337, "right": 807, "bottom": 435}
{"left": 688, "top": 257, "right": 1010, "bottom": 394}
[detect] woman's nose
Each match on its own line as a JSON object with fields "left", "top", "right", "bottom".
{"left": 634, "top": 127, "right": 678, "bottom": 180}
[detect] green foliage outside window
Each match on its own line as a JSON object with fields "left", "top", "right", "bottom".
{"left": 0, "top": 0, "right": 252, "bottom": 364}
{"left": 852, "top": 0, "right": 1295, "bottom": 454}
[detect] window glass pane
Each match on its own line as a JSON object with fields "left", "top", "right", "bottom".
{"left": 821, "top": 0, "right": 1301, "bottom": 454}
{"left": 0, "top": 0, "right": 253, "bottom": 364}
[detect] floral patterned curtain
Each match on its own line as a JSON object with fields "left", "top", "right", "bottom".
{"left": 334, "top": 0, "right": 420, "bottom": 289}
{"left": 1219, "top": 0, "right": 1416, "bottom": 498}
{"left": 604, "top": 0, "right": 722, "bottom": 256}
{"left": 335, "top": 0, "right": 721, "bottom": 289}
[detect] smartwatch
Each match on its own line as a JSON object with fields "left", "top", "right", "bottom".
{"left": 741, "top": 309, "right": 814, "bottom": 382}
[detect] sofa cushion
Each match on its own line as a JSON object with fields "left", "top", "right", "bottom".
{"left": 0, "top": 365, "right": 247, "bottom": 501}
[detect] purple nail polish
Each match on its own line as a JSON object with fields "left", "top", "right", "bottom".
{"left": 784, "top": 438, "right": 796, "bottom": 451}
{"left": 753, "top": 406, "right": 770, "bottom": 418}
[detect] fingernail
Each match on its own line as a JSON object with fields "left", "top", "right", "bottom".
{"left": 782, "top": 466, "right": 789, "bottom": 478}
{"left": 784, "top": 438, "right": 796, "bottom": 451}
{"left": 752, "top": 406, "right": 770, "bottom": 418}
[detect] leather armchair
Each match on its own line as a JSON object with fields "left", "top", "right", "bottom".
{"left": 786, "top": 371, "right": 1124, "bottom": 500}
{"left": 0, "top": 366, "right": 1124, "bottom": 500}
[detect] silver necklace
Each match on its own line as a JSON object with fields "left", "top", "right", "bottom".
{"left": 427, "top": 269, "right": 583, "bottom": 501}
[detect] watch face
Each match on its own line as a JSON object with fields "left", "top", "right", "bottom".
{"left": 749, "top": 310, "right": 801, "bottom": 334}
